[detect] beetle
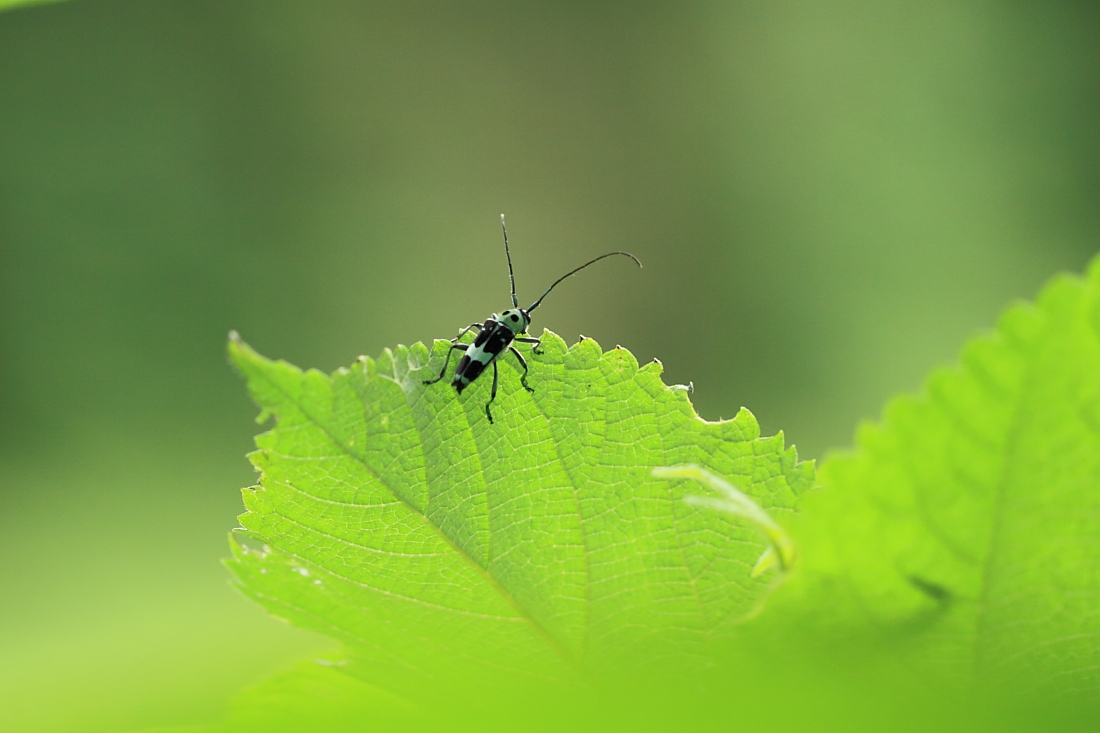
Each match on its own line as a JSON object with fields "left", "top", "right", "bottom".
{"left": 423, "top": 214, "right": 641, "bottom": 423}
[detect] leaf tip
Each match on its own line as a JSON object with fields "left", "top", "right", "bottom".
{"left": 227, "top": 330, "right": 243, "bottom": 359}
{"left": 227, "top": 330, "right": 263, "bottom": 373}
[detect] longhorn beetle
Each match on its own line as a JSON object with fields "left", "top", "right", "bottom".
{"left": 424, "top": 215, "right": 641, "bottom": 423}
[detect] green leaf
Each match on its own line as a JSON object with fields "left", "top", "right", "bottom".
{"left": 780, "top": 256, "right": 1100, "bottom": 694}
{"left": 226, "top": 330, "right": 812, "bottom": 697}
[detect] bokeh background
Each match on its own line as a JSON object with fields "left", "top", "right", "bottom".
{"left": 1, "top": 1, "right": 1098, "bottom": 730}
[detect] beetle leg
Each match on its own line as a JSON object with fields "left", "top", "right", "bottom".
{"left": 423, "top": 324, "right": 481, "bottom": 385}
{"left": 509, "top": 346, "right": 534, "bottom": 393}
{"left": 423, "top": 342, "right": 469, "bottom": 385}
{"left": 515, "top": 336, "right": 542, "bottom": 355}
{"left": 485, "top": 361, "right": 499, "bottom": 423}
{"left": 456, "top": 322, "right": 483, "bottom": 338}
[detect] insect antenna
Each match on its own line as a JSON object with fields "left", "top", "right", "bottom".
{"left": 526, "top": 251, "right": 641, "bottom": 313}
{"left": 501, "top": 214, "right": 519, "bottom": 309}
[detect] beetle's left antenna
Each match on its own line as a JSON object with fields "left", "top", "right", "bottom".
{"left": 501, "top": 214, "right": 519, "bottom": 308}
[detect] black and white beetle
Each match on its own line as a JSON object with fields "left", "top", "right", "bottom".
{"left": 424, "top": 215, "right": 641, "bottom": 423}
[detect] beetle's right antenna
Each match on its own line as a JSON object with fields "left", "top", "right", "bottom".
{"left": 501, "top": 214, "right": 519, "bottom": 309}
{"left": 526, "top": 251, "right": 641, "bottom": 313}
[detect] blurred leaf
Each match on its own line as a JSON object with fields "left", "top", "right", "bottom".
{"left": 210, "top": 657, "right": 415, "bottom": 733}
{"left": 226, "top": 331, "right": 812, "bottom": 700}
{"left": 778, "top": 255, "right": 1100, "bottom": 695}
{"left": 0, "top": 0, "right": 67, "bottom": 11}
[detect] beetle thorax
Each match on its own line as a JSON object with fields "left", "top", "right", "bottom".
{"left": 497, "top": 308, "right": 531, "bottom": 334}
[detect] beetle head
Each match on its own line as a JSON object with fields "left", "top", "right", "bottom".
{"left": 499, "top": 308, "right": 531, "bottom": 334}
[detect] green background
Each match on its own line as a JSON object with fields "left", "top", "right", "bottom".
{"left": 1, "top": 1, "right": 1098, "bottom": 730}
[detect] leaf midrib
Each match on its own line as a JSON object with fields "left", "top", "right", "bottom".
{"left": 398, "top": 344, "right": 595, "bottom": 665}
